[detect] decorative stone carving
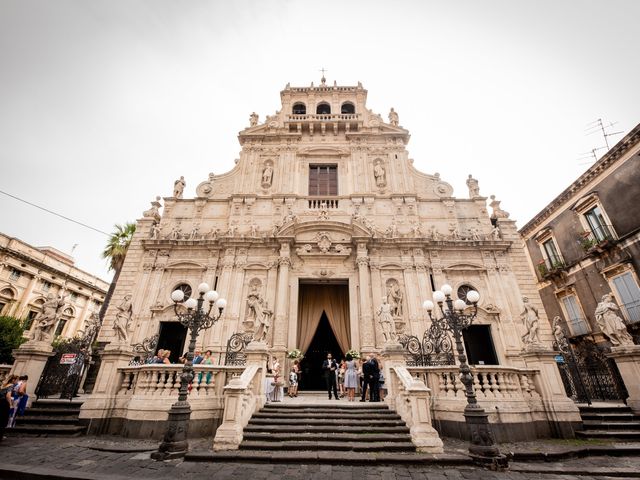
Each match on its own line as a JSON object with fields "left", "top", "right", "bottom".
{"left": 189, "top": 225, "right": 200, "bottom": 240}
{"left": 428, "top": 224, "right": 440, "bottom": 240}
{"left": 595, "top": 293, "right": 634, "bottom": 346}
{"left": 388, "top": 108, "right": 399, "bottom": 126}
{"left": 317, "top": 231, "right": 332, "bottom": 252}
{"left": 490, "top": 225, "right": 501, "bottom": 240}
{"left": 249, "top": 112, "right": 259, "bottom": 127}
{"left": 469, "top": 227, "right": 481, "bottom": 241}
{"left": 143, "top": 196, "right": 162, "bottom": 222}
{"left": 386, "top": 279, "right": 404, "bottom": 318}
{"left": 466, "top": 175, "right": 480, "bottom": 198}
{"left": 489, "top": 195, "right": 510, "bottom": 219}
{"left": 374, "top": 160, "right": 386, "bottom": 188}
{"left": 261, "top": 163, "right": 273, "bottom": 188}
{"left": 197, "top": 173, "right": 216, "bottom": 197}
{"left": 385, "top": 219, "right": 398, "bottom": 239}
{"left": 411, "top": 221, "right": 422, "bottom": 237}
{"left": 283, "top": 207, "right": 296, "bottom": 224}
{"left": 149, "top": 223, "right": 161, "bottom": 240}
{"left": 169, "top": 225, "right": 182, "bottom": 240}
{"left": 173, "top": 176, "right": 186, "bottom": 199}
{"left": 377, "top": 297, "right": 397, "bottom": 342}
{"left": 520, "top": 296, "right": 540, "bottom": 347}
{"left": 295, "top": 232, "right": 352, "bottom": 257}
{"left": 31, "top": 293, "right": 66, "bottom": 342}
{"left": 317, "top": 201, "right": 329, "bottom": 220}
{"left": 114, "top": 294, "right": 133, "bottom": 343}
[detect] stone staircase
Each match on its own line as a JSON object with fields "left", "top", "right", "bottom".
{"left": 576, "top": 404, "right": 640, "bottom": 440}
{"left": 9, "top": 398, "right": 87, "bottom": 437}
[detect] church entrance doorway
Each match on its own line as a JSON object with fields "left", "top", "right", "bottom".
{"left": 463, "top": 325, "right": 499, "bottom": 365}
{"left": 297, "top": 282, "right": 350, "bottom": 391}
{"left": 157, "top": 321, "right": 187, "bottom": 364}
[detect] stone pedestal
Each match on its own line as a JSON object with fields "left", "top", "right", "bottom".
{"left": 521, "top": 347, "right": 582, "bottom": 438}
{"left": 381, "top": 341, "right": 405, "bottom": 401}
{"left": 608, "top": 345, "right": 640, "bottom": 414}
{"left": 10, "top": 340, "right": 55, "bottom": 404}
{"left": 79, "top": 342, "right": 135, "bottom": 430}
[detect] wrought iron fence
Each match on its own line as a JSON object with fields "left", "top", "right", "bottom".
{"left": 398, "top": 321, "right": 454, "bottom": 367}
{"left": 223, "top": 332, "right": 253, "bottom": 366}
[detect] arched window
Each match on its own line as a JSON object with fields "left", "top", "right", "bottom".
{"left": 173, "top": 283, "right": 193, "bottom": 300}
{"left": 292, "top": 103, "right": 306, "bottom": 115}
{"left": 316, "top": 102, "right": 331, "bottom": 114}
{"left": 341, "top": 102, "right": 355, "bottom": 114}
{"left": 457, "top": 284, "right": 478, "bottom": 305}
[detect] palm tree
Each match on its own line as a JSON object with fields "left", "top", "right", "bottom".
{"left": 99, "top": 223, "right": 136, "bottom": 321}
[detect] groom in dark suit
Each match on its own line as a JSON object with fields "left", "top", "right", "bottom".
{"left": 322, "top": 353, "right": 339, "bottom": 399}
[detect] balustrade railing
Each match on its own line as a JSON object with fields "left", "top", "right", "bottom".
{"left": 408, "top": 365, "right": 541, "bottom": 402}
{"left": 307, "top": 198, "right": 339, "bottom": 209}
{"left": 287, "top": 113, "right": 360, "bottom": 122}
{"left": 0, "top": 364, "right": 12, "bottom": 381}
{"left": 116, "top": 364, "right": 245, "bottom": 398}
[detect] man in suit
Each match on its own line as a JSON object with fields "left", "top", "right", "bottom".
{"left": 322, "top": 353, "right": 339, "bottom": 400}
{"left": 360, "top": 354, "right": 380, "bottom": 402}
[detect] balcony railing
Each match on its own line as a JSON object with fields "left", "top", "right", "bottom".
{"left": 287, "top": 113, "right": 360, "bottom": 122}
{"left": 537, "top": 256, "right": 566, "bottom": 278}
{"left": 308, "top": 197, "right": 339, "bottom": 209}
{"left": 579, "top": 225, "right": 616, "bottom": 252}
{"left": 622, "top": 300, "right": 640, "bottom": 324}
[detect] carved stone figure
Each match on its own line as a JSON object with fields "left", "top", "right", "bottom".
{"left": 143, "top": 196, "right": 162, "bottom": 221}
{"left": 318, "top": 201, "right": 328, "bottom": 220}
{"left": 31, "top": 293, "right": 66, "bottom": 342}
{"left": 385, "top": 220, "right": 398, "bottom": 239}
{"left": 520, "top": 296, "right": 540, "bottom": 346}
{"left": 466, "top": 175, "right": 480, "bottom": 198}
{"left": 374, "top": 160, "right": 386, "bottom": 188}
{"left": 490, "top": 226, "right": 501, "bottom": 240}
{"left": 246, "top": 288, "right": 272, "bottom": 343}
{"left": 595, "top": 293, "right": 634, "bottom": 346}
{"left": 81, "top": 312, "right": 101, "bottom": 344}
{"left": 271, "top": 221, "right": 282, "bottom": 237}
{"left": 429, "top": 224, "right": 439, "bottom": 240}
{"left": 227, "top": 224, "right": 237, "bottom": 237}
{"left": 449, "top": 225, "right": 460, "bottom": 240}
{"left": 189, "top": 225, "right": 199, "bottom": 240}
{"left": 113, "top": 294, "right": 132, "bottom": 343}
{"left": 388, "top": 107, "right": 399, "bottom": 126}
{"left": 283, "top": 208, "right": 296, "bottom": 224}
{"left": 469, "top": 227, "right": 481, "bottom": 241}
{"left": 387, "top": 282, "right": 404, "bottom": 317}
{"left": 261, "top": 164, "right": 273, "bottom": 187}
{"left": 169, "top": 225, "right": 181, "bottom": 240}
{"left": 377, "top": 297, "right": 397, "bottom": 342}
{"left": 411, "top": 221, "right": 422, "bottom": 237}
{"left": 173, "top": 176, "right": 186, "bottom": 199}
{"left": 250, "top": 223, "right": 259, "bottom": 237}
{"left": 249, "top": 112, "right": 259, "bottom": 127}
{"left": 489, "top": 195, "right": 510, "bottom": 219}
{"left": 551, "top": 316, "right": 568, "bottom": 351}
{"left": 149, "top": 223, "right": 161, "bottom": 240}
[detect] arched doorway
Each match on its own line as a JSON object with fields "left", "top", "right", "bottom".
{"left": 300, "top": 313, "right": 343, "bottom": 390}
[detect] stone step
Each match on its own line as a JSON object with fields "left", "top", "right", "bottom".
{"left": 576, "top": 430, "right": 640, "bottom": 440}
{"left": 7, "top": 424, "right": 87, "bottom": 436}
{"left": 185, "top": 450, "right": 470, "bottom": 465}
{"left": 253, "top": 412, "right": 401, "bottom": 420}
{"left": 243, "top": 432, "right": 411, "bottom": 443}
{"left": 261, "top": 407, "right": 392, "bottom": 414}
{"left": 578, "top": 405, "right": 632, "bottom": 414}
{"left": 582, "top": 421, "right": 640, "bottom": 430}
{"left": 25, "top": 407, "right": 82, "bottom": 416}
{"left": 248, "top": 418, "right": 406, "bottom": 427}
{"left": 33, "top": 400, "right": 84, "bottom": 409}
{"left": 16, "top": 416, "right": 81, "bottom": 425}
{"left": 243, "top": 424, "right": 410, "bottom": 434}
{"left": 580, "top": 413, "right": 638, "bottom": 422}
{"left": 239, "top": 440, "right": 416, "bottom": 452}
{"left": 263, "top": 403, "right": 389, "bottom": 410}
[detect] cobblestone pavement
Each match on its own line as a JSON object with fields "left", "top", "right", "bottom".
{"left": 1, "top": 436, "right": 640, "bottom": 480}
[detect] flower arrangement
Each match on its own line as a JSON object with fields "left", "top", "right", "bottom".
{"left": 346, "top": 349, "right": 361, "bottom": 359}
{"left": 287, "top": 348, "right": 304, "bottom": 359}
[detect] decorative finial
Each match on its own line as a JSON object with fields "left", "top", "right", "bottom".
{"left": 319, "top": 67, "right": 328, "bottom": 85}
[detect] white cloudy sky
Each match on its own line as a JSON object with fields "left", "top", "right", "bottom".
{"left": 1, "top": 0, "right": 639, "bottom": 282}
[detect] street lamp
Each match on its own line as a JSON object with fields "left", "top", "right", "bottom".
{"left": 152, "top": 282, "right": 226, "bottom": 460}
{"left": 423, "top": 284, "right": 506, "bottom": 465}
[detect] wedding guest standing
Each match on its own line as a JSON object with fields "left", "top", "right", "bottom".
{"left": 322, "top": 353, "right": 339, "bottom": 400}
{"left": 288, "top": 367, "right": 298, "bottom": 398}
{"left": 343, "top": 354, "right": 359, "bottom": 402}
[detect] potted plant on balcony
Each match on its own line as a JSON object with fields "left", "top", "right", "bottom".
{"left": 537, "top": 260, "right": 548, "bottom": 277}
{"left": 579, "top": 231, "right": 598, "bottom": 252}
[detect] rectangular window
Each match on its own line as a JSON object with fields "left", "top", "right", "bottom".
{"left": 54, "top": 319, "right": 67, "bottom": 337}
{"left": 0, "top": 302, "right": 6, "bottom": 315}
{"left": 542, "top": 239, "right": 561, "bottom": 264}
{"left": 9, "top": 268, "right": 21, "bottom": 281}
{"left": 561, "top": 295, "right": 590, "bottom": 336}
{"left": 41, "top": 281, "right": 52, "bottom": 292}
{"left": 309, "top": 165, "right": 338, "bottom": 196}
{"left": 584, "top": 206, "right": 613, "bottom": 242}
{"left": 612, "top": 272, "right": 640, "bottom": 324}
{"left": 70, "top": 292, "right": 78, "bottom": 302}
{"left": 24, "top": 310, "right": 38, "bottom": 330}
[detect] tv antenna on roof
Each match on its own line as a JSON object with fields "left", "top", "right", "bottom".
{"left": 585, "top": 118, "right": 623, "bottom": 151}
{"left": 577, "top": 146, "right": 607, "bottom": 165}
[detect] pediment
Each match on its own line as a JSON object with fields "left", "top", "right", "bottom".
{"left": 444, "top": 262, "right": 484, "bottom": 271}
{"left": 165, "top": 261, "right": 206, "bottom": 270}
{"left": 296, "top": 146, "right": 350, "bottom": 157}
{"left": 279, "top": 219, "right": 371, "bottom": 239}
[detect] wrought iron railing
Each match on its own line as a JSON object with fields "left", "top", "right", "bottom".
{"left": 537, "top": 256, "right": 566, "bottom": 278}
{"left": 579, "top": 225, "right": 616, "bottom": 252}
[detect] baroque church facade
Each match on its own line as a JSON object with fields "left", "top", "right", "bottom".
{"left": 82, "top": 79, "right": 580, "bottom": 441}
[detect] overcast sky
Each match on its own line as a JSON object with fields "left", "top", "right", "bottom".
{"left": 1, "top": 0, "right": 639, "bottom": 282}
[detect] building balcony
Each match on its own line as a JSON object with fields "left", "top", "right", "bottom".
{"left": 287, "top": 113, "right": 361, "bottom": 122}
{"left": 537, "top": 256, "right": 566, "bottom": 279}
{"left": 579, "top": 225, "right": 616, "bottom": 254}
{"left": 285, "top": 113, "right": 362, "bottom": 134}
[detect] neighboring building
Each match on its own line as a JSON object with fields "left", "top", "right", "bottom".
{"left": 84, "top": 78, "right": 580, "bottom": 441}
{"left": 0, "top": 232, "right": 109, "bottom": 339}
{"left": 520, "top": 124, "right": 640, "bottom": 345}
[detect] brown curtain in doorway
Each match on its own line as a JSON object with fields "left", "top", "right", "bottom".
{"left": 297, "top": 285, "right": 351, "bottom": 354}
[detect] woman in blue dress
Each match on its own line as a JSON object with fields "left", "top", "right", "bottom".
{"left": 343, "top": 354, "right": 359, "bottom": 402}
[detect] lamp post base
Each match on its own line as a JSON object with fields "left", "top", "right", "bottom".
{"left": 464, "top": 404, "right": 508, "bottom": 467}
{"left": 151, "top": 400, "right": 192, "bottom": 461}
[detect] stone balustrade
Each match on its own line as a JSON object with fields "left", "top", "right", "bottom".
{"left": 0, "top": 363, "right": 13, "bottom": 381}
{"left": 287, "top": 113, "right": 360, "bottom": 122}
{"left": 307, "top": 197, "right": 340, "bottom": 209}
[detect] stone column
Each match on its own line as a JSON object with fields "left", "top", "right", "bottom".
{"left": 357, "top": 243, "right": 375, "bottom": 352}
{"left": 520, "top": 347, "right": 582, "bottom": 438}
{"left": 14, "top": 274, "right": 39, "bottom": 318}
{"left": 608, "top": 345, "right": 640, "bottom": 413}
{"left": 10, "top": 340, "right": 54, "bottom": 405}
{"left": 273, "top": 243, "right": 291, "bottom": 350}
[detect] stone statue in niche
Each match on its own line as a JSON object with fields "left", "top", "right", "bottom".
{"left": 245, "top": 285, "right": 272, "bottom": 343}
{"left": 466, "top": 175, "right": 480, "bottom": 198}
{"left": 386, "top": 281, "right": 404, "bottom": 317}
{"left": 490, "top": 225, "right": 501, "bottom": 240}
{"left": 250, "top": 223, "right": 259, "bottom": 237}
{"left": 31, "top": 293, "right": 66, "bottom": 342}
{"left": 113, "top": 294, "right": 133, "bottom": 343}
{"left": 261, "top": 164, "right": 273, "bottom": 187}
{"left": 489, "top": 195, "right": 510, "bottom": 219}
{"left": 173, "top": 176, "right": 186, "bottom": 199}
{"left": 169, "top": 225, "right": 182, "bottom": 240}
{"left": 283, "top": 207, "right": 296, "bottom": 224}
{"left": 249, "top": 112, "right": 259, "bottom": 127}
{"left": 149, "top": 223, "right": 161, "bottom": 240}
{"left": 388, "top": 108, "right": 399, "bottom": 126}
{"left": 189, "top": 225, "right": 200, "bottom": 240}
{"left": 469, "top": 227, "right": 481, "bottom": 241}
{"left": 411, "top": 221, "right": 422, "bottom": 237}
{"left": 373, "top": 160, "right": 386, "bottom": 188}
{"left": 520, "top": 296, "right": 540, "bottom": 346}
{"left": 377, "top": 297, "right": 397, "bottom": 343}
{"left": 595, "top": 293, "right": 634, "bottom": 347}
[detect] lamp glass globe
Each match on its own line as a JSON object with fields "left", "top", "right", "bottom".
{"left": 454, "top": 299, "right": 467, "bottom": 311}
{"left": 422, "top": 300, "right": 434, "bottom": 311}
{"left": 433, "top": 290, "right": 445, "bottom": 303}
{"left": 171, "top": 290, "right": 185, "bottom": 303}
{"left": 216, "top": 298, "right": 227, "bottom": 309}
{"left": 467, "top": 290, "right": 480, "bottom": 303}
{"left": 198, "top": 282, "right": 210, "bottom": 294}
{"left": 204, "top": 290, "right": 219, "bottom": 303}
{"left": 441, "top": 284, "right": 453, "bottom": 296}
{"left": 185, "top": 298, "right": 198, "bottom": 310}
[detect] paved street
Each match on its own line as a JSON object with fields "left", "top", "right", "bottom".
{"left": 2, "top": 436, "right": 640, "bottom": 480}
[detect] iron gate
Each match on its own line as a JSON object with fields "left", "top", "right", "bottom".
{"left": 36, "top": 337, "right": 90, "bottom": 400}
{"left": 398, "top": 321, "right": 455, "bottom": 366}
{"left": 553, "top": 328, "right": 627, "bottom": 403}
